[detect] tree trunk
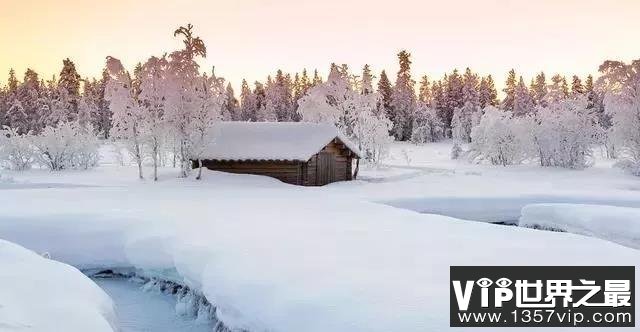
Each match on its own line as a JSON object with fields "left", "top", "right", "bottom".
{"left": 137, "top": 157, "right": 143, "bottom": 180}
{"left": 353, "top": 158, "right": 360, "bottom": 179}
{"left": 153, "top": 145, "right": 158, "bottom": 181}
{"left": 172, "top": 149, "right": 176, "bottom": 168}
{"left": 196, "top": 159, "right": 203, "bottom": 180}
{"left": 179, "top": 140, "right": 189, "bottom": 178}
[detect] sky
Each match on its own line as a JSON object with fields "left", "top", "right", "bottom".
{"left": 1, "top": 0, "right": 639, "bottom": 91}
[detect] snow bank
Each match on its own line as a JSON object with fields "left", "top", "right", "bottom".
{"left": 384, "top": 195, "right": 640, "bottom": 223}
{"left": 2, "top": 170, "right": 640, "bottom": 332}
{"left": 519, "top": 204, "right": 640, "bottom": 249}
{"left": 0, "top": 239, "right": 116, "bottom": 331}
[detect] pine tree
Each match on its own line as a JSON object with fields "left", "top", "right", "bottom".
{"left": 530, "top": 72, "right": 548, "bottom": 106}
{"left": 462, "top": 68, "right": 480, "bottom": 106}
{"left": 585, "top": 75, "right": 594, "bottom": 93}
{"left": 239, "top": 79, "right": 256, "bottom": 121}
{"left": 7, "top": 69, "right": 18, "bottom": 93}
{"left": 478, "top": 75, "right": 498, "bottom": 108}
{"left": 546, "top": 74, "right": 569, "bottom": 105}
{"left": 224, "top": 82, "right": 239, "bottom": 120}
{"left": 53, "top": 58, "right": 82, "bottom": 124}
{"left": 312, "top": 69, "right": 322, "bottom": 86}
{"left": 418, "top": 75, "right": 431, "bottom": 103}
{"left": 293, "top": 72, "right": 302, "bottom": 101}
{"left": 502, "top": 69, "right": 517, "bottom": 111}
{"left": 451, "top": 68, "right": 481, "bottom": 142}
{"left": 19, "top": 68, "right": 49, "bottom": 133}
{"left": 23, "top": 69, "right": 40, "bottom": 90}
{"left": 513, "top": 76, "right": 534, "bottom": 116}
{"left": 300, "top": 69, "right": 311, "bottom": 92}
{"left": 93, "top": 67, "right": 113, "bottom": 138}
{"left": 445, "top": 70, "right": 464, "bottom": 110}
{"left": 377, "top": 70, "right": 393, "bottom": 117}
{"left": 561, "top": 76, "right": 569, "bottom": 97}
{"left": 584, "top": 74, "right": 608, "bottom": 129}
{"left": 440, "top": 70, "right": 464, "bottom": 135}
{"left": 571, "top": 75, "right": 585, "bottom": 95}
{"left": 362, "top": 64, "right": 374, "bottom": 94}
{"left": 389, "top": 50, "right": 417, "bottom": 140}
{"left": 58, "top": 58, "right": 81, "bottom": 97}
{"left": 265, "top": 69, "right": 294, "bottom": 121}
{"left": 253, "top": 81, "right": 266, "bottom": 110}
{"left": 431, "top": 80, "right": 446, "bottom": 109}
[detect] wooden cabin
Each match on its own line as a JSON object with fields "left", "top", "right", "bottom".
{"left": 193, "top": 122, "right": 362, "bottom": 186}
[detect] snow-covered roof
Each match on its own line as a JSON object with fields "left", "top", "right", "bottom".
{"left": 201, "top": 121, "right": 362, "bottom": 161}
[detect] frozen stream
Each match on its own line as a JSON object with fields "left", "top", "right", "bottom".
{"left": 93, "top": 278, "right": 214, "bottom": 332}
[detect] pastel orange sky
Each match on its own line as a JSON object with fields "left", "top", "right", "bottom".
{"left": 1, "top": 0, "right": 639, "bottom": 90}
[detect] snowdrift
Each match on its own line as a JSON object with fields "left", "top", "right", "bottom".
{"left": 519, "top": 203, "right": 640, "bottom": 249}
{"left": 0, "top": 239, "right": 117, "bottom": 331}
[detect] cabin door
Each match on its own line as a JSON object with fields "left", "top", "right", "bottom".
{"left": 316, "top": 152, "right": 336, "bottom": 185}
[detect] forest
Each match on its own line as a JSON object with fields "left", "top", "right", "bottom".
{"left": 0, "top": 24, "right": 639, "bottom": 179}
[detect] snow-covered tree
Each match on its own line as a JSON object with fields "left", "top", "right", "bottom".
{"left": 84, "top": 69, "right": 112, "bottom": 138}
{"left": 545, "top": 74, "right": 569, "bottom": 105}
{"left": 390, "top": 50, "right": 417, "bottom": 140}
{"left": 452, "top": 68, "right": 482, "bottom": 142}
{"left": 377, "top": 70, "right": 393, "bottom": 117}
{"left": 513, "top": 76, "right": 534, "bottom": 116}
{"left": 478, "top": 75, "right": 498, "bottom": 108}
{"left": 298, "top": 66, "right": 393, "bottom": 166}
{"left": 0, "top": 126, "right": 35, "bottom": 170}
{"left": 532, "top": 98, "right": 603, "bottom": 169}
{"left": 5, "top": 97, "right": 27, "bottom": 133}
{"left": 298, "top": 64, "right": 352, "bottom": 130}
{"left": 33, "top": 121, "right": 99, "bottom": 171}
{"left": 138, "top": 55, "right": 170, "bottom": 181}
{"left": 265, "top": 70, "right": 294, "bottom": 121}
{"left": 7, "top": 69, "right": 18, "bottom": 93}
{"left": 571, "top": 75, "right": 585, "bottom": 96}
{"left": 104, "top": 56, "right": 146, "bottom": 179}
{"left": 411, "top": 104, "right": 444, "bottom": 143}
{"left": 72, "top": 122, "right": 101, "bottom": 170}
{"left": 165, "top": 24, "right": 207, "bottom": 178}
{"left": 312, "top": 69, "right": 322, "bottom": 86}
{"left": 361, "top": 65, "right": 374, "bottom": 95}
{"left": 239, "top": 79, "right": 257, "bottom": 121}
{"left": 502, "top": 69, "right": 518, "bottom": 111}
{"left": 224, "top": 83, "right": 239, "bottom": 120}
{"left": 46, "top": 86, "right": 75, "bottom": 126}
{"left": 418, "top": 75, "right": 431, "bottom": 104}
{"left": 450, "top": 142, "right": 462, "bottom": 160}
{"left": 77, "top": 94, "right": 97, "bottom": 128}
{"left": 530, "top": 72, "right": 548, "bottom": 106}
{"left": 441, "top": 70, "right": 464, "bottom": 135}
{"left": 351, "top": 95, "right": 393, "bottom": 170}
{"left": 57, "top": 58, "right": 81, "bottom": 121}
{"left": 597, "top": 59, "right": 640, "bottom": 174}
{"left": 190, "top": 73, "right": 224, "bottom": 180}
{"left": 469, "top": 106, "right": 529, "bottom": 166}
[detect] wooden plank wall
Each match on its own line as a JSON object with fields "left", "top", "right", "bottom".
{"left": 304, "top": 140, "right": 353, "bottom": 185}
{"left": 201, "top": 160, "right": 303, "bottom": 185}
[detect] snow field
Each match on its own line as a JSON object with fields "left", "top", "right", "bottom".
{"left": 1, "top": 141, "right": 640, "bottom": 331}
